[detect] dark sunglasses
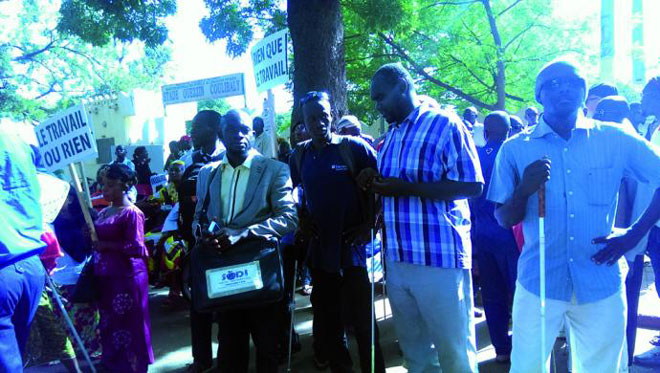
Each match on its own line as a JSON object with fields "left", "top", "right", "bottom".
{"left": 542, "top": 77, "right": 584, "bottom": 91}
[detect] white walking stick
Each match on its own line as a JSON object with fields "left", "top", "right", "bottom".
{"left": 287, "top": 259, "right": 298, "bottom": 372}
{"left": 371, "top": 229, "right": 376, "bottom": 373}
{"left": 539, "top": 183, "right": 547, "bottom": 371}
{"left": 46, "top": 274, "right": 96, "bottom": 373}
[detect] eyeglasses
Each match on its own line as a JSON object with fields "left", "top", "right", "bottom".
{"left": 542, "top": 77, "right": 584, "bottom": 91}
{"left": 300, "top": 91, "right": 331, "bottom": 107}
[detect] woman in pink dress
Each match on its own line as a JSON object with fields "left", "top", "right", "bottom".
{"left": 94, "top": 163, "right": 154, "bottom": 372}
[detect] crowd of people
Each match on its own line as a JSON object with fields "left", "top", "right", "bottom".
{"left": 1, "top": 58, "right": 660, "bottom": 373}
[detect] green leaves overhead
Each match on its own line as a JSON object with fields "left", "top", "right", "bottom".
{"left": 57, "top": 0, "right": 177, "bottom": 47}
{"left": 345, "top": 0, "right": 596, "bottom": 119}
{"left": 200, "top": 0, "right": 286, "bottom": 57}
{"left": 1, "top": 0, "right": 172, "bottom": 120}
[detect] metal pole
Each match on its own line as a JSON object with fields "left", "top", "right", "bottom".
{"left": 287, "top": 260, "right": 298, "bottom": 372}
{"left": 45, "top": 274, "right": 96, "bottom": 373}
{"left": 539, "top": 183, "right": 547, "bottom": 371}
{"left": 371, "top": 229, "right": 375, "bottom": 373}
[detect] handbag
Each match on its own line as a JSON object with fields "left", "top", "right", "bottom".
{"left": 70, "top": 258, "right": 98, "bottom": 303}
{"left": 191, "top": 235, "right": 284, "bottom": 312}
{"left": 190, "top": 165, "right": 284, "bottom": 313}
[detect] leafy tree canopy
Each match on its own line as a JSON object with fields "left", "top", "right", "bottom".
{"left": 1, "top": 0, "right": 172, "bottom": 121}
{"left": 57, "top": 0, "right": 176, "bottom": 47}
{"left": 53, "top": 0, "right": 598, "bottom": 124}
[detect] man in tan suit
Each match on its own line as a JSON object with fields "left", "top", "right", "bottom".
{"left": 192, "top": 109, "right": 297, "bottom": 373}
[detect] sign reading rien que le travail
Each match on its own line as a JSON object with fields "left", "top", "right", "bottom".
{"left": 251, "top": 29, "right": 289, "bottom": 92}
{"left": 34, "top": 104, "right": 98, "bottom": 172}
{"left": 161, "top": 73, "right": 245, "bottom": 106}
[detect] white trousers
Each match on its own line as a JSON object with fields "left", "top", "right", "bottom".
{"left": 386, "top": 260, "right": 478, "bottom": 373}
{"left": 510, "top": 282, "right": 626, "bottom": 373}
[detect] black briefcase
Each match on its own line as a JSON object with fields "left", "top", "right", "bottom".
{"left": 190, "top": 235, "right": 284, "bottom": 313}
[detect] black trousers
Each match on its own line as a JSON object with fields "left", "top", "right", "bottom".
{"left": 311, "top": 266, "right": 385, "bottom": 373}
{"left": 190, "top": 303, "right": 218, "bottom": 368}
{"left": 216, "top": 303, "right": 281, "bottom": 373}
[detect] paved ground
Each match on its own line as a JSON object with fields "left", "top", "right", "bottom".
{"left": 28, "top": 259, "right": 660, "bottom": 372}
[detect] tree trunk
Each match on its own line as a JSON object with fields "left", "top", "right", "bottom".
{"left": 287, "top": 0, "right": 347, "bottom": 126}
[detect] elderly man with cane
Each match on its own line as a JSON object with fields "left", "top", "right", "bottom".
{"left": 488, "top": 59, "right": 660, "bottom": 372}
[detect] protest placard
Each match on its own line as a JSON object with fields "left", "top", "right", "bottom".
{"left": 34, "top": 104, "right": 98, "bottom": 172}
{"left": 150, "top": 173, "right": 168, "bottom": 191}
{"left": 251, "top": 29, "right": 289, "bottom": 92}
{"left": 162, "top": 73, "right": 245, "bottom": 106}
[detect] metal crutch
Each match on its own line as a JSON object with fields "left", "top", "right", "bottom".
{"left": 287, "top": 259, "right": 298, "bottom": 372}
{"left": 539, "top": 183, "right": 547, "bottom": 371}
{"left": 45, "top": 274, "right": 97, "bottom": 373}
{"left": 371, "top": 229, "right": 376, "bottom": 373}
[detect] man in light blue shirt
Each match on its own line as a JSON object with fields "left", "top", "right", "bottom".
{"left": 488, "top": 60, "right": 660, "bottom": 372}
{"left": 0, "top": 126, "right": 46, "bottom": 371}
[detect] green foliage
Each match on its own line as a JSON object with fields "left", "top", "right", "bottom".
{"left": 200, "top": 0, "right": 287, "bottom": 57}
{"left": 344, "top": 0, "right": 598, "bottom": 120}
{"left": 197, "top": 98, "right": 233, "bottom": 114}
{"left": 1, "top": 0, "right": 172, "bottom": 121}
{"left": 275, "top": 109, "right": 292, "bottom": 137}
{"left": 57, "top": 0, "right": 176, "bottom": 47}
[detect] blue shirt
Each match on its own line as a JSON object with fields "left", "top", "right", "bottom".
{"left": 290, "top": 135, "right": 377, "bottom": 272}
{"left": 0, "top": 127, "right": 45, "bottom": 268}
{"left": 378, "top": 104, "right": 483, "bottom": 268}
{"left": 472, "top": 141, "right": 518, "bottom": 253}
{"left": 487, "top": 114, "right": 660, "bottom": 304}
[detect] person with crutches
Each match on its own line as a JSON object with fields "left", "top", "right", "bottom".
{"left": 289, "top": 91, "right": 385, "bottom": 373}
{"left": 488, "top": 59, "right": 660, "bottom": 373}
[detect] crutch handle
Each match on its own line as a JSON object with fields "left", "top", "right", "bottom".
{"left": 538, "top": 182, "right": 546, "bottom": 218}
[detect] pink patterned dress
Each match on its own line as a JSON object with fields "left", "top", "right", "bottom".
{"left": 93, "top": 205, "right": 154, "bottom": 372}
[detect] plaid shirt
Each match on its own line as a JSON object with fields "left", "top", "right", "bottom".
{"left": 378, "top": 103, "right": 483, "bottom": 268}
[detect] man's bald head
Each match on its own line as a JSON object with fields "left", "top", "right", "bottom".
{"left": 484, "top": 111, "right": 510, "bottom": 142}
{"left": 223, "top": 109, "right": 252, "bottom": 130}
{"left": 222, "top": 110, "right": 254, "bottom": 155}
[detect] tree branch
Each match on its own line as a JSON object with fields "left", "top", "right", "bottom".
{"left": 497, "top": 0, "right": 523, "bottom": 17}
{"left": 11, "top": 39, "right": 57, "bottom": 62}
{"left": 503, "top": 21, "right": 542, "bottom": 51}
{"left": 378, "top": 32, "right": 496, "bottom": 110}
{"left": 461, "top": 19, "right": 483, "bottom": 45}
{"left": 505, "top": 93, "right": 524, "bottom": 102}
{"left": 346, "top": 53, "right": 397, "bottom": 64}
{"left": 481, "top": 0, "right": 506, "bottom": 109}
{"left": 448, "top": 54, "right": 493, "bottom": 89}
{"left": 424, "top": 0, "right": 479, "bottom": 9}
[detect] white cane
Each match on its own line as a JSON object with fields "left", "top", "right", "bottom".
{"left": 539, "top": 183, "right": 547, "bottom": 371}
{"left": 371, "top": 229, "right": 376, "bottom": 373}
{"left": 45, "top": 274, "right": 97, "bottom": 373}
{"left": 287, "top": 259, "right": 298, "bottom": 372}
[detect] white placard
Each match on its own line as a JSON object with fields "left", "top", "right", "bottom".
{"left": 34, "top": 104, "right": 98, "bottom": 172}
{"left": 251, "top": 29, "right": 289, "bottom": 92}
{"left": 150, "top": 173, "right": 168, "bottom": 190}
{"left": 206, "top": 261, "right": 263, "bottom": 299}
{"left": 161, "top": 73, "right": 245, "bottom": 106}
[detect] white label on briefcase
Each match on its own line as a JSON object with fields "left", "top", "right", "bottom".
{"left": 206, "top": 261, "right": 264, "bottom": 299}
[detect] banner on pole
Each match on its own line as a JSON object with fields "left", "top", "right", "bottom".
{"left": 161, "top": 73, "right": 245, "bottom": 106}
{"left": 34, "top": 104, "right": 98, "bottom": 172}
{"left": 251, "top": 29, "right": 289, "bottom": 92}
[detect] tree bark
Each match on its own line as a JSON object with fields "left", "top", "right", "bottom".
{"left": 287, "top": 0, "right": 347, "bottom": 126}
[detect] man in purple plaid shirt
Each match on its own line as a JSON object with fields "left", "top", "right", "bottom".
{"left": 357, "top": 63, "right": 484, "bottom": 373}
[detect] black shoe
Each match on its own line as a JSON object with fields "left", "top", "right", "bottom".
{"left": 474, "top": 308, "right": 483, "bottom": 318}
{"left": 634, "top": 348, "right": 660, "bottom": 367}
